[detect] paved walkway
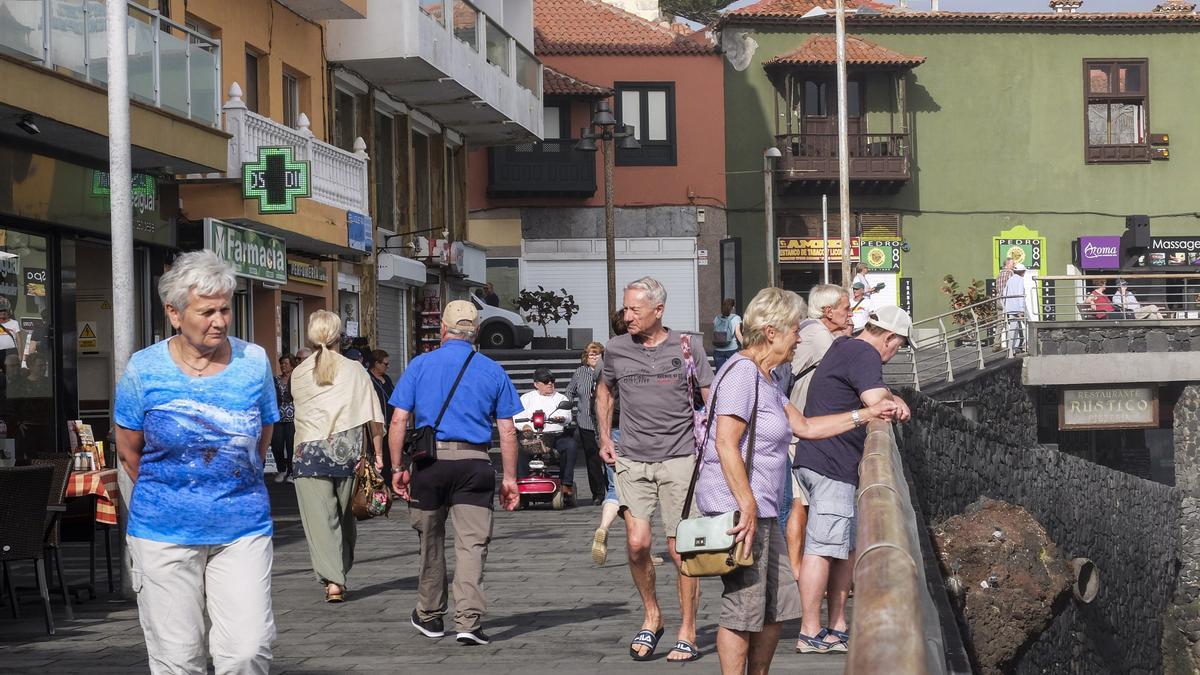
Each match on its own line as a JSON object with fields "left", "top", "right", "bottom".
{"left": 1, "top": 476, "right": 847, "bottom": 674}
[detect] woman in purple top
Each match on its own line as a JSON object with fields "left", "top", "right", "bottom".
{"left": 694, "top": 287, "right": 895, "bottom": 674}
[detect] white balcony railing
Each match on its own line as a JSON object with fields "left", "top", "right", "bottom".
{"left": 0, "top": 0, "right": 221, "bottom": 126}
{"left": 223, "top": 83, "right": 369, "bottom": 215}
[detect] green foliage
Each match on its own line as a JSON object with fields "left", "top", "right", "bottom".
{"left": 940, "top": 274, "right": 997, "bottom": 327}
{"left": 660, "top": 0, "right": 736, "bottom": 25}
{"left": 515, "top": 286, "right": 580, "bottom": 337}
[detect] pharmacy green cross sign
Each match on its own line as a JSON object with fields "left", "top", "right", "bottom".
{"left": 242, "top": 146, "right": 311, "bottom": 214}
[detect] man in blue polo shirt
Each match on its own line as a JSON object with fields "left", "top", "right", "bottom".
{"left": 388, "top": 299, "right": 522, "bottom": 647}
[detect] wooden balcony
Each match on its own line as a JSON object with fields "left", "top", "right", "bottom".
{"left": 488, "top": 140, "right": 596, "bottom": 196}
{"left": 775, "top": 132, "right": 912, "bottom": 194}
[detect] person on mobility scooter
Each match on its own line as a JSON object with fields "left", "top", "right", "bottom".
{"left": 516, "top": 367, "right": 580, "bottom": 508}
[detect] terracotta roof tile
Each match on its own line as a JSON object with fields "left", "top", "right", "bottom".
{"left": 731, "top": 0, "right": 891, "bottom": 17}
{"left": 543, "top": 66, "right": 613, "bottom": 97}
{"left": 765, "top": 34, "right": 925, "bottom": 69}
{"left": 534, "top": 0, "right": 715, "bottom": 56}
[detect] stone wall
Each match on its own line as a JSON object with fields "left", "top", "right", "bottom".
{"left": 922, "top": 361, "right": 1039, "bottom": 449}
{"left": 898, "top": 382, "right": 1180, "bottom": 674}
{"left": 1033, "top": 323, "right": 1200, "bottom": 356}
{"left": 1166, "top": 386, "right": 1200, "bottom": 673}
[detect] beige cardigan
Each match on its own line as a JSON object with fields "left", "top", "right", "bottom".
{"left": 291, "top": 350, "right": 384, "bottom": 446}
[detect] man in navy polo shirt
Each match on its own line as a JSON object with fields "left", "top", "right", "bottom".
{"left": 389, "top": 299, "right": 522, "bottom": 647}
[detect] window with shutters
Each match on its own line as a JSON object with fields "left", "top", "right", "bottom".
{"left": 615, "top": 82, "right": 676, "bottom": 166}
{"left": 859, "top": 213, "right": 901, "bottom": 240}
{"left": 1084, "top": 59, "right": 1150, "bottom": 164}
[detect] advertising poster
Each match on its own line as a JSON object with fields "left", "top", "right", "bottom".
{"left": 992, "top": 225, "right": 1047, "bottom": 277}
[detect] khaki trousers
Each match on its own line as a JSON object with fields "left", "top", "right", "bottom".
{"left": 411, "top": 503, "right": 493, "bottom": 632}
{"left": 294, "top": 476, "right": 357, "bottom": 586}
{"left": 127, "top": 534, "right": 274, "bottom": 675}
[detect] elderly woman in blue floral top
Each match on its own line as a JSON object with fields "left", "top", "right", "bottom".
{"left": 290, "top": 310, "right": 384, "bottom": 602}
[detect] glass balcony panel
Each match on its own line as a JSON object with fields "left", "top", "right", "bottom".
{"left": 50, "top": 0, "right": 87, "bottom": 78}
{"left": 1, "top": 0, "right": 47, "bottom": 61}
{"left": 126, "top": 7, "right": 155, "bottom": 104}
{"left": 485, "top": 19, "right": 507, "bottom": 75}
{"left": 158, "top": 26, "right": 188, "bottom": 117}
{"left": 84, "top": 1, "right": 107, "bottom": 83}
{"left": 515, "top": 45, "right": 538, "bottom": 95}
{"left": 419, "top": 0, "right": 443, "bottom": 24}
{"left": 452, "top": 0, "right": 477, "bottom": 50}
{"left": 189, "top": 40, "right": 217, "bottom": 125}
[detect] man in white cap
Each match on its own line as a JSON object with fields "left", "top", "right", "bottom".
{"left": 389, "top": 299, "right": 523, "bottom": 646}
{"left": 1003, "top": 263, "right": 1028, "bottom": 353}
{"left": 792, "top": 305, "right": 911, "bottom": 654}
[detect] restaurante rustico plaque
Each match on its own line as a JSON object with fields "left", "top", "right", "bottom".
{"left": 1059, "top": 386, "right": 1159, "bottom": 430}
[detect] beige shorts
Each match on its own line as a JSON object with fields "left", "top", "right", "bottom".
{"left": 719, "top": 518, "right": 802, "bottom": 632}
{"left": 614, "top": 454, "right": 693, "bottom": 538}
{"left": 788, "top": 441, "right": 810, "bottom": 506}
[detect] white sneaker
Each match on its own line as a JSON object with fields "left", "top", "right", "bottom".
{"left": 274, "top": 472, "right": 288, "bottom": 484}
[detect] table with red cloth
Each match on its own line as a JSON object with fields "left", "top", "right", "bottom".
{"left": 65, "top": 469, "right": 120, "bottom": 525}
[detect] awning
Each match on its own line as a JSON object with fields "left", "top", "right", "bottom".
{"left": 378, "top": 252, "right": 429, "bottom": 286}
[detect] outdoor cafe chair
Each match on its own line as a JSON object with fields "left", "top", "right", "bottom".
{"left": 0, "top": 465, "right": 59, "bottom": 635}
{"left": 32, "top": 454, "right": 76, "bottom": 619}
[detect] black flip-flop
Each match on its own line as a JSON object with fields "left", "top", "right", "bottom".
{"left": 629, "top": 627, "right": 665, "bottom": 661}
{"left": 668, "top": 640, "right": 701, "bottom": 662}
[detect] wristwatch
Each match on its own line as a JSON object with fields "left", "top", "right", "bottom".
{"left": 850, "top": 409, "right": 864, "bottom": 428}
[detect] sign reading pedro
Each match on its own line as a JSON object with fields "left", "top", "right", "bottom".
{"left": 204, "top": 218, "right": 287, "bottom": 284}
{"left": 1059, "top": 386, "right": 1159, "bottom": 430}
{"left": 992, "top": 225, "right": 1046, "bottom": 277}
{"left": 242, "top": 146, "right": 311, "bottom": 214}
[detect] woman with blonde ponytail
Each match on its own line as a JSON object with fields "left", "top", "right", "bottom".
{"left": 290, "top": 310, "right": 385, "bottom": 602}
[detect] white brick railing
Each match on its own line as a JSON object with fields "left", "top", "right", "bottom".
{"left": 223, "top": 83, "right": 369, "bottom": 214}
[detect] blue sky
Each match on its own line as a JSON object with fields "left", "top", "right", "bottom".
{"left": 723, "top": 0, "right": 1164, "bottom": 11}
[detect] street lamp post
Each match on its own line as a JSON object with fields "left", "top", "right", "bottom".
{"left": 763, "top": 146, "right": 782, "bottom": 287}
{"left": 576, "top": 100, "right": 639, "bottom": 331}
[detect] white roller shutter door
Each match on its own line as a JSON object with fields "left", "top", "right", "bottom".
{"left": 520, "top": 237, "right": 697, "bottom": 340}
{"left": 377, "top": 285, "right": 407, "bottom": 379}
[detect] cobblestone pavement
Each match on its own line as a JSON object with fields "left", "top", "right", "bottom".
{"left": 1, "top": 471, "right": 847, "bottom": 674}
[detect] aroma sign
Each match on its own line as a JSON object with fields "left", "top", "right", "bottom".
{"left": 1077, "top": 236, "right": 1121, "bottom": 270}
{"left": 1059, "top": 386, "right": 1158, "bottom": 430}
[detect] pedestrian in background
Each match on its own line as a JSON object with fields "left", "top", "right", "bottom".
{"left": 590, "top": 311, "right": 627, "bottom": 566}
{"left": 794, "top": 306, "right": 912, "bottom": 654}
{"left": 596, "top": 276, "right": 714, "bottom": 662}
{"left": 114, "top": 250, "right": 279, "bottom": 674}
{"left": 390, "top": 300, "right": 522, "bottom": 646}
{"left": 483, "top": 282, "right": 501, "bottom": 307}
{"left": 291, "top": 310, "right": 385, "bottom": 603}
{"left": 567, "top": 342, "right": 607, "bottom": 504}
{"left": 712, "top": 298, "right": 743, "bottom": 372}
{"left": 272, "top": 354, "right": 298, "bottom": 483}
{"left": 1004, "top": 263, "right": 1029, "bottom": 351}
{"left": 852, "top": 263, "right": 874, "bottom": 299}
{"left": 696, "top": 287, "right": 897, "bottom": 673}
{"left": 367, "top": 349, "right": 396, "bottom": 482}
{"left": 518, "top": 368, "right": 580, "bottom": 506}
{"left": 849, "top": 282, "right": 873, "bottom": 333}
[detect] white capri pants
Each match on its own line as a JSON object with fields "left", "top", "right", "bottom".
{"left": 128, "top": 534, "right": 275, "bottom": 675}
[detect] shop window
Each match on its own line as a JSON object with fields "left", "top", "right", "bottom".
{"left": 0, "top": 228, "right": 54, "bottom": 467}
{"left": 413, "top": 132, "right": 432, "bottom": 230}
{"left": 244, "top": 50, "right": 261, "bottom": 114}
{"left": 615, "top": 82, "right": 676, "bottom": 166}
{"left": 283, "top": 71, "right": 301, "bottom": 128}
{"left": 334, "top": 88, "right": 360, "bottom": 152}
{"left": 374, "top": 110, "right": 396, "bottom": 230}
{"left": 1084, "top": 59, "right": 1149, "bottom": 163}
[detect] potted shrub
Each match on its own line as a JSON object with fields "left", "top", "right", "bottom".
{"left": 940, "top": 274, "right": 998, "bottom": 346}
{"left": 516, "top": 286, "right": 580, "bottom": 350}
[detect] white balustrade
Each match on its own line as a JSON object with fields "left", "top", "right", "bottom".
{"left": 223, "top": 83, "right": 369, "bottom": 214}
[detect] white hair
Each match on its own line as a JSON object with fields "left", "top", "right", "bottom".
{"left": 807, "top": 284, "right": 849, "bottom": 319}
{"left": 625, "top": 276, "right": 667, "bottom": 307}
{"left": 158, "top": 250, "right": 237, "bottom": 310}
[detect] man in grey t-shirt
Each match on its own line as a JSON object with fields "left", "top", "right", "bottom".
{"left": 597, "top": 277, "right": 713, "bottom": 662}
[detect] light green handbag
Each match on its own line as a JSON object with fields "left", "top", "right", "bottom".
{"left": 677, "top": 362, "right": 759, "bottom": 578}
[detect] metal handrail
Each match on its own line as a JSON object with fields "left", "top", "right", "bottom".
{"left": 1032, "top": 273, "right": 1200, "bottom": 322}
{"left": 892, "top": 294, "right": 1024, "bottom": 390}
{"left": 849, "top": 421, "right": 939, "bottom": 675}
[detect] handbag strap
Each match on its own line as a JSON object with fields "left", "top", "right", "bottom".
{"left": 432, "top": 350, "right": 476, "bottom": 430}
{"left": 680, "top": 334, "right": 699, "bottom": 407}
{"left": 681, "top": 359, "right": 759, "bottom": 521}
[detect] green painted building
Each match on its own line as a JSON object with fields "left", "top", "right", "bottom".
{"left": 717, "top": 2, "right": 1200, "bottom": 320}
